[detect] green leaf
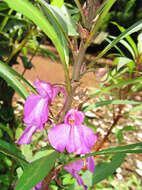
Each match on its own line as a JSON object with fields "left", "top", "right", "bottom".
{"left": 94, "top": 143, "right": 142, "bottom": 155}
{"left": 112, "top": 22, "right": 138, "bottom": 57}
{"left": 0, "top": 2, "right": 9, "bottom": 11}
{"left": 0, "top": 60, "right": 29, "bottom": 100}
{"left": 127, "top": 60, "right": 135, "bottom": 76}
{"left": 49, "top": 5, "right": 78, "bottom": 36}
{"left": 94, "top": 19, "right": 142, "bottom": 62}
{"left": 128, "top": 104, "right": 142, "bottom": 113}
{"left": 0, "top": 139, "right": 28, "bottom": 168}
{"left": 105, "top": 37, "right": 125, "bottom": 56}
{"left": 125, "top": 0, "right": 136, "bottom": 14}
{"left": 109, "top": 35, "right": 135, "bottom": 58}
{"left": 114, "top": 57, "right": 133, "bottom": 71}
{"left": 116, "top": 126, "right": 136, "bottom": 144}
{"left": 0, "top": 123, "right": 13, "bottom": 139}
{"left": 83, "top": 100, "right": 140, "bottom": 112}
{"left": 38, "top": 1, "right": 69, "bottom": 65}
{"left": 15, "top": 151, "right": 58, "bottom": 190}
{"left": 137, "top": 32, "right": 142, "bottom": 54}
{"left": 92, "top": 153, "right": 125, "bottom": 185}
{"left": 91, "top": 76, "right": 142, "bottom": 97}
{"left": 3, "top": 0, "right": 69, "bottom": 66}
{"left": 51, "top": 0, "right": 64, "bottom": 8}
{"left": 20, "top": 56, "right": 33, "bottom": 70}
{"left": 80, "top": 143, "right": 142, "bottom": 161}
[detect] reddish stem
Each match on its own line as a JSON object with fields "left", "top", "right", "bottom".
{"left": 95, "top": 105, "right": 123, "bottom": 152}
{"left": 41, "top": 167, "right": 55, "bottom": 190}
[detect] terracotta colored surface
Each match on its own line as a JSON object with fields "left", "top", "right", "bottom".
{"left": 13, "top": 55, "right": 98, "bottom": 88}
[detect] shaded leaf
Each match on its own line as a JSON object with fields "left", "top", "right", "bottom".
{"left": 0, "top": 139, "right": 28, "bottom": 168}
{"left": 15, "top": 150, "right": 58, "bottom": 190}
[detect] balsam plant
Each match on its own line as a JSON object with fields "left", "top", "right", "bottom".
{"left": 0, "top": 0, "right": 142, "bottom": 189}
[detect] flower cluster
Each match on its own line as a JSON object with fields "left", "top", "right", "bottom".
{"left": 16, "top": 78, "right": 66, "bottom": 144}
{"left": 48, "top": 108, "right": 98, "bottom": 189}
{"left": 16, "top": 79, "right": 98, "bottom": 190}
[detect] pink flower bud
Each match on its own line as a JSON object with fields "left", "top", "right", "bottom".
{"left": 94, "top": 68, "right": 108, "bottom": 83}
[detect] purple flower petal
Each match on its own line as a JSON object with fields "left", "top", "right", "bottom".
{"left": 49, "top": 109, "right": 98, "bottom": 154}
{"left": 64, "top": 109, "right": 84, "bottom": 126}
{"left": 66, "top": 125, "right": 90, "bottom": 154}
{"left": 24, "top": 95, "right": 49, "bottom": 130}
{"left": 34, "top": 78, "right": 53, "bottom": 101}
{"left": 64, "top": 160, "right": 87, "bottom": 190}
{"left": 52, "top": 86, "right": 64, "bottom": 101}
{"left": 86, "top": 156, "right": 95, "bottom": 173}
{"left": 16, "top": 125, "right": 37, "bottom": 144}
{"left": 74, "top": 173, "right": 87, "bottom": 190}
{"left": 64, "top": 160, "right": 84, "bottom": 173}
{"left": 82, "top": 125, "right": 98, "bottom": 149}
{"left": 48, "top": 124, "right": 70, "bottom": 152}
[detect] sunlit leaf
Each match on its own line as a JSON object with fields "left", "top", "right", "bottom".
{"left": 83, "top": 100, "right": 140, "bottom": 112}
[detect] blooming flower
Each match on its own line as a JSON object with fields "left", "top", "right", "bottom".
{"left": 16, "top": 78, "right": 66, "bottom": 145}
{"left": 48, "top": 109, "right": 98, "bottom": 154}
{"left": 64, "top": 156, "right": 95, "bottom": 190}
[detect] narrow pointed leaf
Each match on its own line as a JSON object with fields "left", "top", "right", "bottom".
{"left": 3, "top": 0, "right": 68, "bottom": 66}
{"left": 0, "top": 60, "right": 29, "bottom": 100}
{"left": 83, "top": 143, "right": 142, "bottom": 158}
{"left": 15, "top": 151, "right": 58, "bottom": 190}
{"left": 94, "top": 20, "right": 142, "bottom": 62}
{"left": 0, "top": 139, "right": 28, "bottom": 168}
{"left": 88, "top": 153, "right": 125, "bottom": 185}
{"left": 91, "top": 76, "right": 142, "bottom": 97}
{"left": 84, "top": 99, "right": 140, "bottom": 112}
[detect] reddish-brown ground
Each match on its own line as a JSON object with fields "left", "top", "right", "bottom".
{"left": 13, "top": 55, "right": 98, "bottom": 87}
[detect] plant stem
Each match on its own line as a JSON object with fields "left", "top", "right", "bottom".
{"left": 95, "top": 105, "right": 123, "bottom": 152}
{"left": 84, "top": 0, "right": 117, "bottom": 50}
{"left": 72, "top": 40, "right": 86, "bottom": 81}
{"left": 8, "top": 159, "right": 15, "bottom": 189}
{"left": 41, "top": 167, "right": 55, "bottom": 190}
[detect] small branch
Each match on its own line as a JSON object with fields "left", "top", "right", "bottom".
{"left": 8, "top": 160, "right": 15, "bottom": 189}
{"left": 41, "top": 167, "right": 55, "bottom": 190}
{"left": 95, "top": 105, "right": 123, "bottom": 152}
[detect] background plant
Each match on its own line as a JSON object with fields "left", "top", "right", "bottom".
{"left": 0, "top": 0, "right": 142, "bottom": 189}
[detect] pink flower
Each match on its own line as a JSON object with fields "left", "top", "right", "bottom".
{"left": 48, "top": 109, "right": 98, "bottom": 154}
{"left": 16, "top": 78, "right": 66, "bottom": 145}
{"left": 94, "top": 68, "right": 108, "bottom": 83}
{"left": 64, "top": 156, "right": 95, "bottom": 190}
